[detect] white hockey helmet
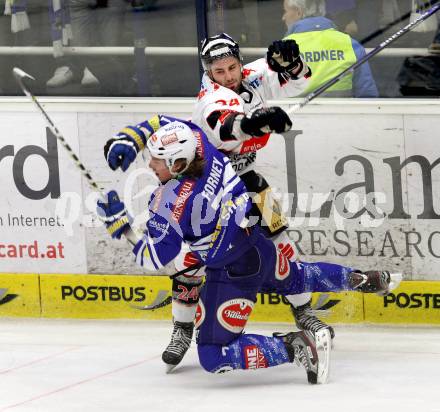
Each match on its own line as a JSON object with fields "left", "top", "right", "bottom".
{"left": 200, "top": 33, "right": 242, "bottom": 71}
{"left": 146, "top": 121, "right": 197, "bottom": 175}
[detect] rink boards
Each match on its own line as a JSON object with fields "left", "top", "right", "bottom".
{"left": 0, "top": 99, "right": 440, "bottom": 280}
{"left": 1, "top": 99, "right": 439, "bottom": 325}
{"left": 1, "top": 273, "right": 439, "bottom": 325}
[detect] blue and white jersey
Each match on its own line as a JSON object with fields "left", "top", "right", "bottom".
{"left": 132, "top": 119, "right": 253, "bottom": 271}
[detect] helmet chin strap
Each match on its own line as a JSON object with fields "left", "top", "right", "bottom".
{"left": 168, "top": 159, "right": 189, "bottom": 177}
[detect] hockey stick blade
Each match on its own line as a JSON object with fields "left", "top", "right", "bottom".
{"left": 132, "top": 291, "right": 172, "bottom": 311}
{"left": 12, "top": 67, "right": 35, "bottom": 97}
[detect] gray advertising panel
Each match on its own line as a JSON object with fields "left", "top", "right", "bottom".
{"left": 258, "top": 113, "right": 440, "bottom": 279}
{"left": 0, "top": 112, "right": 87, "bottom": 273}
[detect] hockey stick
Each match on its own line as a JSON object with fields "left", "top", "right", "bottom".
{"left": 132, "top": 290, "right": 172, "bottom": 310}
{"left": 286, "top": 2, "right": 440, "bottom": 116}
{"left": 169, "top": 263, "right": 203, "bottom": 279}
{"left": 12, "top": 67, "right": 104, "bottom": 195}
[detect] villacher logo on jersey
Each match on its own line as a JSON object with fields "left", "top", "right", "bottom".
{"left": 0, "top": 288, "right": 18, "bottom": 305}
{"left": 217, "top": 298, "right": 254, "bottom": 333}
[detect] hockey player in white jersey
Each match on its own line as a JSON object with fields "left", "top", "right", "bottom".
{"left": 170, "top": 33, "right": 337, "bottom": 366}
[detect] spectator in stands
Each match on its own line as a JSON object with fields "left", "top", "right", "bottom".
{"left": 46, "top": 0, "right": 127, "bottom": 91}
{"left": 46, "top": 0, "right": 100, "bottom": 88}
{"left": 282, "top": 0, "right": 378, "bottom": 97}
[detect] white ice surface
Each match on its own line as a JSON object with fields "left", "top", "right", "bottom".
{"left": 0, "top": 319, "right": 439, "bottom": 412}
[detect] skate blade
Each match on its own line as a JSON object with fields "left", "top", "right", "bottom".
{"left": 388, "top": 273, "right": 403, "bottom": 292}
{"left": 165, "top": 363, "right": 177, "bottom": 374}
{"left": 315, "top": 329, "right": 331, "bottom": 384}
{"left": 379, "top": 273, "right": 403, "bottom": 296}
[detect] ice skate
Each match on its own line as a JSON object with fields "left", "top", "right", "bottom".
{"left": 350, "top": 271, "right": 402, "bottom": 296}
{"left": 291, "top": 300, "right": 335, "bottom": 339}
{"left": 275, "top": 329, "right": 331, "bottom": 384}
{"left": 162, "top": 321, "right": 194, "bottom": 373}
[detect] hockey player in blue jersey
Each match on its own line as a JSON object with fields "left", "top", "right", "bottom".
{"left": 97, "top": 119, "right": 401, "bottom": 384}
{"left": 104, "top": 33, "right": 335, "bottom": 371}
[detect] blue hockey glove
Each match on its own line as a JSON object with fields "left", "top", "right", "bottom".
{"left": 96, "top": 190, "right": 130, "bottom": 239}
{"left": 104, "top": 115, "right": 163, "bottom": 172}
{"left": 104, "top": 126, "right": 147, "bottom": 172}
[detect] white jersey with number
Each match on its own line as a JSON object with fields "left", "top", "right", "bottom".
{"left": 191, "top": 58, "right": 309, "bottom": 175}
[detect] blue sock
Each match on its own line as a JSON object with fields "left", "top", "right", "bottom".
{"left": 198, "top": 334, "right": 290, "bottom": 373}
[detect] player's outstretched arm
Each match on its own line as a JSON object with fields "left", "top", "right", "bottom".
{"left": 210, "top": 106, "right": 292, "bottom": 155}
{"left": 96, "top": 189, "right": 184, "bottom": 273}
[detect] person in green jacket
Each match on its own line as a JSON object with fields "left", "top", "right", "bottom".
{"left": 282, "top": 0, "right": 378, "bottom": 97}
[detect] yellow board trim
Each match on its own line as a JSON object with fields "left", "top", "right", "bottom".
{"left": 0, "top": 273, "right": 41, "bottom": 317}
{"left": 251, "top": 291, "right": 364, "bottom": 323}
{"left": 1, "top": 274, "right": 439, "bottom": 324}
{"left": 39, "top": 274, "right": 172, "bottom": 319}
{"left": 364, "top": 281, "right": 440, "bottom": 324}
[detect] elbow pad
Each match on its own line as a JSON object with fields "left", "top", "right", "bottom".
{"left": 207, "top": 110, "right": 248, "bottom": 142}
{"left": 219, "top": 111, "right": 247, "bottom": 141}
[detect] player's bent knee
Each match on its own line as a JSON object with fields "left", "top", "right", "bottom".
{"left": 198, "top": 344, "right": 233, "bottom": 374}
